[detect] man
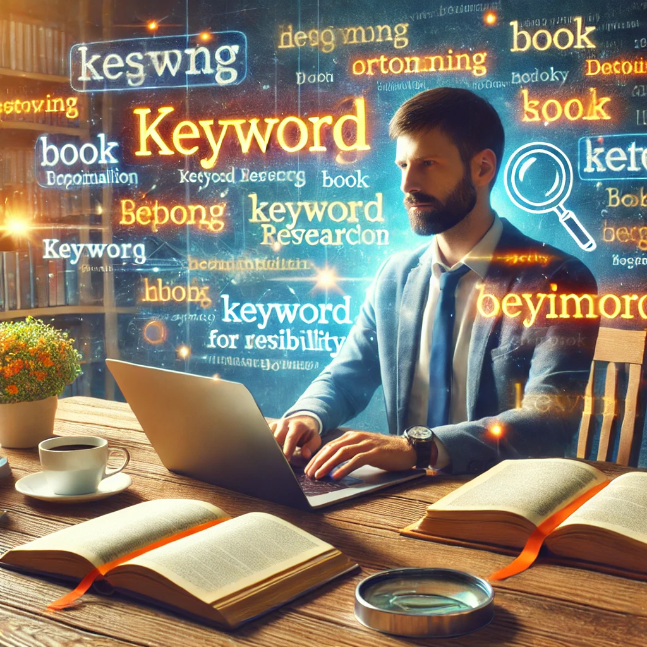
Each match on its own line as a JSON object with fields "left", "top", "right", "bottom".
{"left": 270, "top": 87, "right": 598, "bottom": 479}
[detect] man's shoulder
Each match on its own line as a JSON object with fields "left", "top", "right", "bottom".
{"left": 497, "top": 218, "right": 597, "bottom": 289}
{"left": 376, "top": 242, "right": 432, "bottom": 280}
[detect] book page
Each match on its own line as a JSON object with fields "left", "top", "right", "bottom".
{"left": 428, "top": 459, "right": 607, "bottom": 527}
{"left": 7, "top": 499, "right": 226, "bottom": 567}
{"left": 120, "top": 512, "right": 334, "bottom": 605}
{"left": 555, "top": 472, "right": 647, "bottom": 544}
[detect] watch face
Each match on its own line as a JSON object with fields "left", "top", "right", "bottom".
{"left": 406, "top": 426, "right": 433, "bottom": 441}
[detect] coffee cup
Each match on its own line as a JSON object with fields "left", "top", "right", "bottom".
{"left": 39, "top": 436, "right": 130, "bottom": 496}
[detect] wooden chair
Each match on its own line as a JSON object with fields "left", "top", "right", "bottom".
{"left": 577, "top": 327, "right": 647, "bottom": 465}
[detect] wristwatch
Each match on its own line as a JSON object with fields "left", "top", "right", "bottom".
{"left": 404, "top": 426, "right": 436, "bottom": 469}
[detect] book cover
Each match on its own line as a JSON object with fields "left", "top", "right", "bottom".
{"left": 63, "top": 232, "right": 80, "bottom": 306}
{"left": 18, "top": 246, "right": 33, "bottom": 310}
{"left": 55, "top": 258, "right": 65, "bottom": 306}
{"left": 33, "top": 247, "right": 49, "bottom": 308}
{"left": 4, "top": 252, "right": 18, "bottom": 310}
{"left": 48, "top": 259, "right": 57, "bottom": 307}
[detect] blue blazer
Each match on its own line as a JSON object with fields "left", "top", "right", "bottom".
{"left": 286, "top": 219, "right": 599, "bottom": 474}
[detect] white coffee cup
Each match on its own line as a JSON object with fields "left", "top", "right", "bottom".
{"left": 39, "top": 436, "right": 130, "bottom": 496}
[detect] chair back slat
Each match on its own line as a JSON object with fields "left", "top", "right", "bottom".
{"left": 596, "top": 362, "right": 617, "bottom": 461}
{"left": 577, "top": 327, "right": 645, "bottom": 465}
{"left": 616, "top": 363, "right": 642, "bottom": 466}
{"left": 576, "top": 365, "right": 595, "bottom": 460}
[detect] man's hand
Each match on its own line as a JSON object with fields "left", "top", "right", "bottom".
{"left": 305, "top": 431, "right": 417, "bottom": 480}
{"left": 270, "top": 415, "right": 322, "bottom": 461}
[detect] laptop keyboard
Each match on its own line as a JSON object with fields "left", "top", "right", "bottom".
{"left": 292, "top": 467, "right": 362, "bottom": 496}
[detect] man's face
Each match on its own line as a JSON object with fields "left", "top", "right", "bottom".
{"left": 395, "top": 127, "right": 477, "bottom": 236}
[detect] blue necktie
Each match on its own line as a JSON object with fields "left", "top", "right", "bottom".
{"left": 426, "top": 264, "right": 471, "bottom": 428}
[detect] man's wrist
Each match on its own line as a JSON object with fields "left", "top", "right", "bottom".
{"left": 402, "top": 438, "right": 418, "bottom": 469}
{"left": 284, "top": 411, "right": 323, "bottom": 435}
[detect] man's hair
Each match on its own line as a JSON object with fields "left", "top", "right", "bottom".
{"left": 389, "top": 87, "right": 505, "bottom": 187}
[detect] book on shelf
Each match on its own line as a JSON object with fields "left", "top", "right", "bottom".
{"left": 47, "top": 257, "right": 58, "bottom": 307}
{"left": 62, "top": 232, "right": 80, "bottom": 307}
{"left": 0, "top": 499, "right": 357, "bottom": 629}
{"left": 0, "top": 16, "right": 71, "bottom": 77}
{"left": 32, "top": 248, "right": 49, "bottom": 308}
{"left": 401, "top": 458, "right": 647, "bottom": 579}
{"left": 17, "top": 244, "right": 33, "bottom": 309}
{"left": 3, "top": 252, "right": 17, "bottom": 310}
{"left": 0, "top": 148, "right": 83, "bottom": 223}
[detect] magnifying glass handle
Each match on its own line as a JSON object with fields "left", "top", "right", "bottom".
{"left": 556, "top": 209, "right": 597, "bottom": 252}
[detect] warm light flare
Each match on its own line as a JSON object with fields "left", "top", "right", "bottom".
{"left": 177, "top": 345, "right": 191, "bottom": 359}
{"left": 491, "top": 425, "right": 503, "bottom": 437}
{"left": 315, "top": 267, "right": 339, "bottom": 290}
{"left": 147, "top": 21, "right": 158, "bottom": 31}
{"left": 199, "top": 31, "right": 212, "bottom": 42}
{"left": 3, "top": 219, "right": 30, "bottom": 235}
{"left": 484, "top": 12, "right": 497, "bottom": 25}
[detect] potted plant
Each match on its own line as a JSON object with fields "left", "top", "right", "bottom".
{"left": 0, "top": 317, "right": 82, "bottom": 448}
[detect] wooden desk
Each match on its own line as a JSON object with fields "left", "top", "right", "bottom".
{"left": 0, "top": 397, "right": 645, "bottom": 646}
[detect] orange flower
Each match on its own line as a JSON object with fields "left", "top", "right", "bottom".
{"left": 6, "top": 385, "right": 18, "bottom": 395}
{"left": 34, "top": 371, "right": 46, "bottom": 381}
{"left": 42, "top": 356, "right": 54, "bottom": 368}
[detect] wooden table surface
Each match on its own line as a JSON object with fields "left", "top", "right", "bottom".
{"left": 0, "top": 396, "right": 645, "bottom": 647}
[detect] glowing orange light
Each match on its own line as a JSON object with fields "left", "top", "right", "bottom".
{"left": 142, "top": 320, "right": 167, "bottom": 345}
{"left": 4, "top": 219, "right": 30, "bottom": 235}
{"left": 178, "top": 345, "right": 191, "bottom": 359}
{"left": 491, "top": 425, "right": 503, "bottom": 437}
{"left": 199, "top": 31, "right": 212, "bottom": 42}
{"left": 147, "top": 21, "right": 158, "bottom": 31}
{"left": 271, "top": 241, "right": 282, "bottom": 253}
{"left": 315, "top": 267, "right": 339, "bottom": 290}
{"left": 484, "top": 12, "right": 497, "bottom": 25}
{"left": 212, "top": 374, "right": 220, "bottom": 380}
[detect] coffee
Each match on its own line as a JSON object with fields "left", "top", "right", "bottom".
{"left": 39, "top": 435, "right": 130, "bottom": 495}
{"left": 48, "top": 444, "right": 97, "bottom": 452}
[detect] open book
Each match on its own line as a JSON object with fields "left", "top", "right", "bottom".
{"left": 401, "top": 459, "right": 647, "bottom": 579}
{"left": 0, "top": 499, "right": 357, "bottom": 628}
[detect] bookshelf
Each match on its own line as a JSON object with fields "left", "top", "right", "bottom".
{"left": 0, "top": 0, "right": 124, "bottom": 399}
{"left": 0, "top": 67, "right": 69, "bottom": 83}
{"left": 0, "top": 306, "right": 137, "bottom": 321}
{"left": 0, "top": 121, "right": 90, "bottom": 137}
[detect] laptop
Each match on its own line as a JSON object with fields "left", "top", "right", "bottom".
{"left": 106, "top": 359, "right": 425, "bottom": 509}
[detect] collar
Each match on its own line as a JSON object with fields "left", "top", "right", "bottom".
{"left": 431, "top": 212, "right": 503, "bottom": 280}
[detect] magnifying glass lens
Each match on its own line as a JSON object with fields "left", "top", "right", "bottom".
{"left": 517, "top": 153, "right": 562, "bottom": 203}
{"left": 363, "top": 574, "right": 489, "bottom": 616}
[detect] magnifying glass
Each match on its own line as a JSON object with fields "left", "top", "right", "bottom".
{"left": 354, "top": 568, "right": 494, "bottom": 637}
{"left": 504, "top": 142, "right": 596, "bottom": 252}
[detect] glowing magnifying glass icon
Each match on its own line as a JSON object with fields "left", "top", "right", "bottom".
{"left": 504, "top": 142, "right": 596, "bottom": 252}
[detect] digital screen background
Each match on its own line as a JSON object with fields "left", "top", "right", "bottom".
{"left": 1, "top": 0, "right": 646, "bottom": 465}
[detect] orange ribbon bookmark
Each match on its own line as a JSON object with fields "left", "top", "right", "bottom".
{"left": 488, "top": 480, "right": 609, "bottom": 582}
{"left": 47, "top": 517, "right": 230, "bottom": 611}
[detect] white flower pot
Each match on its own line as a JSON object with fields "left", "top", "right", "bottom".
{"left": 0, "top": 396, "right": 58, "bottom": 448}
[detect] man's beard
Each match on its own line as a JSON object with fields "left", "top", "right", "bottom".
{"left": 404, "top": 171, "right": 477, "bottom": 236}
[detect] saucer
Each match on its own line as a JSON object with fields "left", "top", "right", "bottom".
{"left": 15, "top": 472, "right": 132, "bottom": 503}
